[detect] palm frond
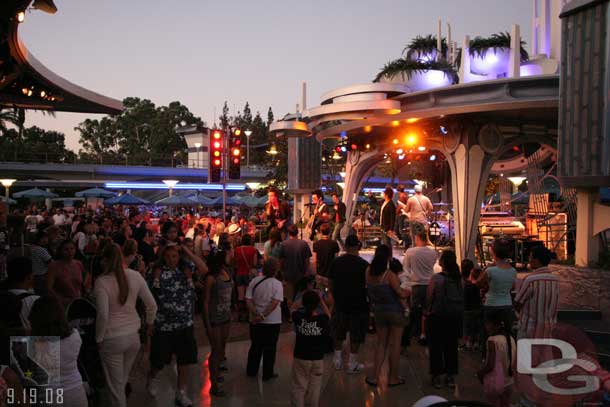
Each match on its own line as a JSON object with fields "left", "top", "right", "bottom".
{"left": 468, "top": 31, "right": 529, "bottom": 61}
{"left": 403, "top": 35, "right": 448, "bottom": 60}
{"left": 373, "top": 58, "right": 458, "bottom": 84}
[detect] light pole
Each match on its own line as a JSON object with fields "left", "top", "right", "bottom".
{"left": 244, "top": 129, "right": 253, "bottom": 168}
{"left": 162, "top": 180, "right": 179, "bottom": 197}
{"left": 135, "top": 124, "right": 152, "bottom": 165}
{"left": 246, "top": 182, "right": 260, "bottom": 196}
{"left": 0, "top": 179, "right": 16, "bottom": 204}
{"left": 194, "top": 142, "right": 201, "bottom": 168}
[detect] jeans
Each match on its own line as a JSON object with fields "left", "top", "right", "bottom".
{"left": 427, "top": 315, "right": 459, "bottom": 376}
{"left": 99, "top": 333, "right": 141, "bottom": 407}
{"left": 331, "top": 222, "right": 344, "bottom": 244}
{"left": 291, "top": 358, "right": 324, "bottom": 407}
{"left": 247, "top": 323, "right": 281, "bottom": 379}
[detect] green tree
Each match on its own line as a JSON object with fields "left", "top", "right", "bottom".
{"left": 0, "top": 126, "right": 75, "bottom": 163}
{"left": 0, "top": 108, "right": 19, "bottom": 137}
{"left": 75, "top": 97, "right": 203, "bottom": 166}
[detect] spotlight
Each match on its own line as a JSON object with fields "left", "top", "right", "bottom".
{"left": 16, "top": 11, "right": 25, "bottom": 23}
{"left": 351, "top": 144, "right": 357, "bottom": 150}
{"left": 430, "top": 154, "right": 437, "bottom": 161}
{"left": 418, "top": 146, "right": 426, "bottom": 152}
{"left": 440, "top": 126, "right": 448, "bottom": 135}
{"left": 40, "top": 90, "right": 46, "bottom": 98}
{"left": 340, "top": 131, "right": 347, "bottom": 139}
{"left": 392, "top": 120, "right": 400, "bottom": 127}
{"left": 406, "top": 135, "right": 416, "bottom": 145}
{"left": 365, "top": 144, "right": 371, "bottom": 149}
{"left": 21, "top": 88, "right": 28, "bottom": 95}
{"left": 340, "top": 146, "right": 347, "bottom": 153}
{"left": 27, "top": 90, "right": 33, "bottom": 97}
{"left": 396, "top": 148, "right": 404, "bottom": 155}
{"left": 398, "top": 154, "right": 405, "bottom": 160}
{"left": 392, "top": 139, "right": 399, "bottom": 145}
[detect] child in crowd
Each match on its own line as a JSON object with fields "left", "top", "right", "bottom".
{"left": 290, "top": 291, "right": 331, "bottom": 407}
{"left": 461, "top": 260, "right": 483, "bottom": 351}
{"left": 477, "top": 312, "right": 516, "bottom": 407}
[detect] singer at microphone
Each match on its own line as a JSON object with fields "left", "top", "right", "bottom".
{"left": 265, "top": 186, "right": 290, "bottom": 233}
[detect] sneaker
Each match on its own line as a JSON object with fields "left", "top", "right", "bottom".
{"left": 175, "top": 390, "right": 193, "bottom": 407}
{"left": 334, "top": 355, "right": 343, "bottom": 370}
{"left": 146, "top": 373, "right": 161, "bottom": 398}
{"left": 431, "top": 375, "right": 442, "bottom": 389}
{"left": 346, "top": 361, "right": 364, "bottom": 374}
{"left": 445, "top": 375, "right": 456, "bottom": 389}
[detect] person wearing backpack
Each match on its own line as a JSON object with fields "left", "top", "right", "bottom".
{"left": 425, "top": 249, "right": 463, "bottom": 389}
{"left": 2, "top": 257, "right": 39, "bottom": 332}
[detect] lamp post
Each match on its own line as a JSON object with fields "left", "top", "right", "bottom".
{"left": 162, "top": 180, "right": 179, "bottom": 197}
{"left": 135, "top": 124, "right": 152, "bottom": 166}
{"left": 194, "top": 142, "right": 202, "bottom": 168}
{"left": 0, "top": 179, "right": 16, "bottom": 203}
{"left": 246, "top": 182, "right": 260, "bottom": 196}
{"left": 507, "top": 176, "right": 527, "bottom": 194}
{"left": 244, "top": 129, "right": 253, "bottom": 168}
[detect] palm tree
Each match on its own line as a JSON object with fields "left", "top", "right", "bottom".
{"left": 0, "top": 107, "right": 19, "bottom": 136}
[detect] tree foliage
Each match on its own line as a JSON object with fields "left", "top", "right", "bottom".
{"left": 0, "top": 126, "right": 76, "bottom": 163}
{"left": 75, "top": 97, "right": 203, "bottom": 166}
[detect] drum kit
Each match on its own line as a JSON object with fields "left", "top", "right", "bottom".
{"left": 397, "top": 202, "right": 455, "bottom": 246}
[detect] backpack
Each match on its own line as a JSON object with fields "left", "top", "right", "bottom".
{"left": 437, "top": 274, "right": 464, "bottom": 318}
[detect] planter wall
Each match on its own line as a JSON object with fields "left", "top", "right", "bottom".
{"left": 470, "top": 47, "right": 511, "bottom": 77}
{"left": 380, "top": 69, "right": 453, "bottom": 92}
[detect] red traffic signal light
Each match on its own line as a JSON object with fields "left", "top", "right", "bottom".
{"left": 209, "top": 129, "right": 224, "bottom": 182}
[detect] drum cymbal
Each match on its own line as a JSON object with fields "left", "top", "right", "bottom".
{"left": 433, "top": 202, "right": 452, "bottom": 206}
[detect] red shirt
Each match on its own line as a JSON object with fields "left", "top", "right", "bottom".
{"left": 48, "top": 259, "right": 84, "bottom": 308}
{"left": 235, "top": 246, "right": 258, "bottom": 276}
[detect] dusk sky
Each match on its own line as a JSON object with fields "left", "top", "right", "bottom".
{"left": 21, "top": 0, "right": 532, "bottom": 151}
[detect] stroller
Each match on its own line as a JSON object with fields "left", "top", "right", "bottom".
{"left": 66, "top": 297, "right": 104, "bottom": 405}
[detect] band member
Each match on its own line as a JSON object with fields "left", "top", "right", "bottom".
{"left": 265, "top": 187, "right": 290, "bottom": 234}
{"left": 379, "top": 186, "right": 396, "bottom": 247}
{"left": 331, "top": 192, "right": 346, "bottom": 245}
{"left": 405, "top": 184, "right": 433, "bottom": 246}
{"left": 395, "top": 185, "right": 409, "bottom": 245}
{"left": 307, "top": 189, "right": 329, "bottom": 241}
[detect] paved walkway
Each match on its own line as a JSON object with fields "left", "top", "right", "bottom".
{"left": 127, "top": 327, "right": 488, "bottom": 407}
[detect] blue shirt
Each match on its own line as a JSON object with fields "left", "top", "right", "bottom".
{"left": 149, "top": 265, "right": 196, "bottom": 331}
{"left": 485, "top": 266, "right": 517, "bottom": 307}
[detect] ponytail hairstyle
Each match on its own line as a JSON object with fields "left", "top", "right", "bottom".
{"left": 102, "top": 243, "right": 129, "bottom": 305}
{"left": 302, "top": 290, "right": 320, "bottom": 321}
{"left": 439, "top": 250, "right": 461, "bottom": 281}
{"left": 485, "top": 312, "right": 513, "bottom": 377}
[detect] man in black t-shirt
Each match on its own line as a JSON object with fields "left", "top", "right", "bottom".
{"left": 137, "top": 229, "right": 156, "bottom": 268}
{"left": 327, "top": 235, "right": 369, "bottom": 374}
{"left": 312, "top": 223, "right": 339, "bottom": 278}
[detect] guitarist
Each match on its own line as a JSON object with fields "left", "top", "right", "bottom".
{"left": 265, "top": 187, "right": 290, "bottom": 235}
{"left": 405, "top": 184, "right": 433, "bottom": 246}
{"left": 395, "top": 185, "right": 409, "bottom": 246}
{"left": 307, "top": 189, "right": 329, "bottom": 241}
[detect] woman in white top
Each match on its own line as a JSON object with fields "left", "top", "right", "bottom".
{"left": 93, "top": 243, "right": 157, "bottom": 407}
{"left": 29, "top": 296, "right": 88, "bottom": 407}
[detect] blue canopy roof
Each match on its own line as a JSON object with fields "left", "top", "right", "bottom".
{"left": 75, "top": 187, "right": 117, "bottom": 198}
{"left": 105, "top": 193, "right": 150, "bottom": 206}
{"left": 13, "top": 188, "right": 58, "bottom": 199}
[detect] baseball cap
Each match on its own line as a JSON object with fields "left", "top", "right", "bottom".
{"left": 414, "top": 185, "right": 423, "bottom": 192}
{"left": 345, "top": 235, "right": 361, "bottom": 248}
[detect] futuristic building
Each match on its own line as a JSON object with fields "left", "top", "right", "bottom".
{"left": 271, "top": 0, "right": 609, "bottom": 266}
{"left": 0, "top": 1, "right": 122, "bottom": 114}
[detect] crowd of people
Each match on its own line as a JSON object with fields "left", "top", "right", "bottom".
{"left": 0, "top": 184, "right": 609, "bottom": 407}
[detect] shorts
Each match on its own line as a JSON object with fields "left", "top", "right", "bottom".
{"left": 150, "top": 325, "right": 198, "bottom": 370}
{"left": 236, "top": 274, "right": 250, "bottom": 287}
{"left": 331, "top": 311, "right": 368, "bottom": 344}
{"left": 375, "top": 311, "right": 408, "bottom": 327}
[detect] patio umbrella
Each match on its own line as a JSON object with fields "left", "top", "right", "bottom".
{"left": 105, "top": 193, "right": 150, "bottom": 206}
{"left": 155, "top": 195, "right": 198, "bottom": 206}
{"left": 0, "top": 196, "right": 17, "bottom": 204}
{"left": 187, "top": 195, "right": 215, "bottom": 206}
{"left": 239, "top": 196, "right": 261, "bottom": 208}
{"left": 75, "top": 187, "right": 117, "bottom": 198}
{"left": 13, "top": 188, "right": 58, "bottom": 199}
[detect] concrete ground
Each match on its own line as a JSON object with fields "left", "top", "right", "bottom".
{"left": 126, "top": 325, "right": 489, "bottom": 407}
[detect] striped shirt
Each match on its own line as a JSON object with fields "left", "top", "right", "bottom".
{"left": 514, "top": 267, "right": 560, "bottom": 339}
